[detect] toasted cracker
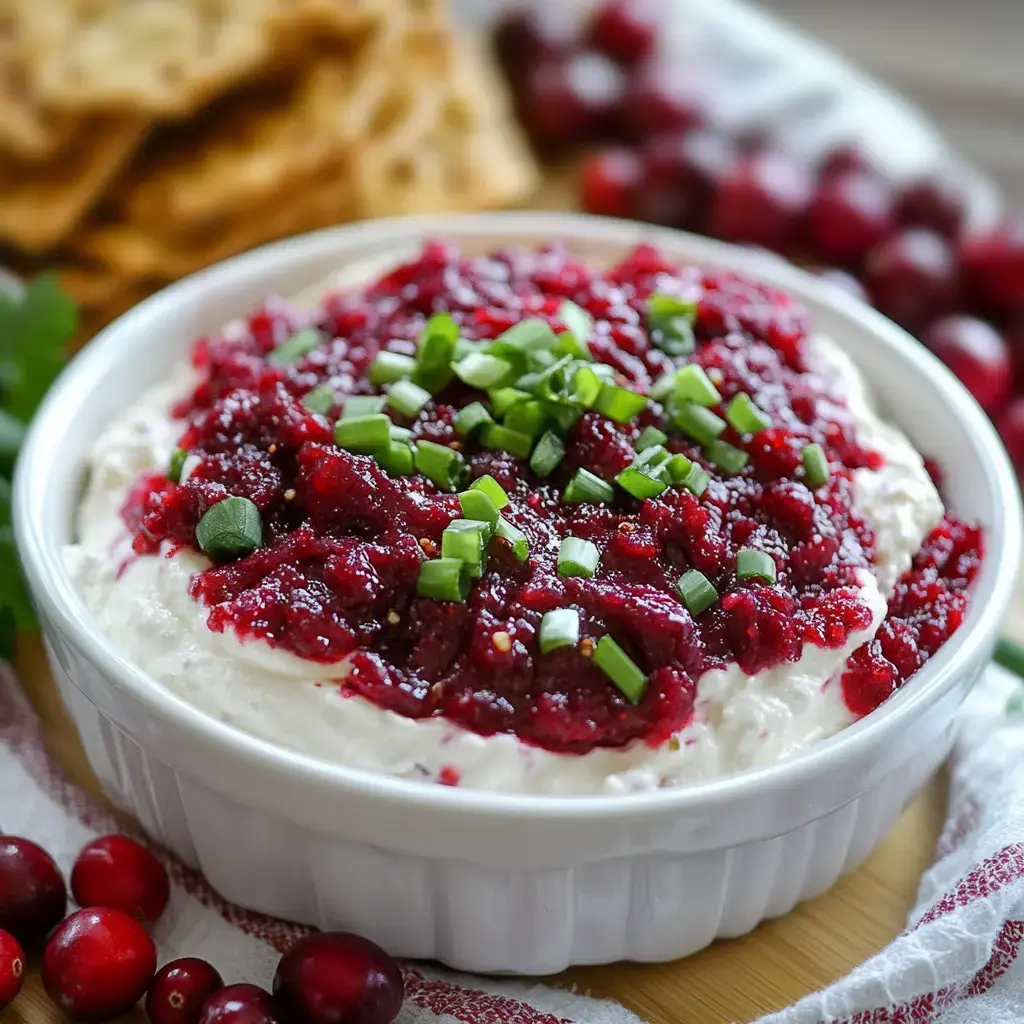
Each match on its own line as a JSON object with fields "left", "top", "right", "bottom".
{"left": 0, "top": 119, "right": 146, "bottom": 253}
{"left": 14, "top": 0, "right": 389, "bottom": 118}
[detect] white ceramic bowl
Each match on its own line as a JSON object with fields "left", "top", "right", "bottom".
{"left": 13, "top": 212, "right": 1021, "bottom": 974}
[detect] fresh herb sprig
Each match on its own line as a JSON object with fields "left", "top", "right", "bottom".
{"left": 0, "top": 273, "right": 77, "bottom": 658}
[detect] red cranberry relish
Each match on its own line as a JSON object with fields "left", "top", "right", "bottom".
{"left": 124, "top": 242, "right": 983, "bottom": 755}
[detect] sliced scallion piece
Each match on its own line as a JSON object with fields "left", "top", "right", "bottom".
{"left": 636, "top": 426, "right": 668, "bottom": 451}
{"left": 417, "top": 557, "right": 470, "bottom": 602}
{"left": 376, "top": 441, "right": 415, "bottom": 476}
{"left": 802, "top": 443, "right": 830, "bottom": 488}
{"left": 335, "top": 413, "right": 392, "bottom": 454}
{"left": 616, "top": 465, "right": 669, "bottom": 500}
{"left": 504, "top": 399, "right": 548, "bottom": 439}
{"left": 387, "top": 379, "right": 431, "bottom": 419}
{"left": 704, "top": 439, "right": 749, "bottom": 475}
{"left": 674, "top": 403, "right": 726, "bottom": 445}
{"left": 539, "top": 608, "right": 580, "bottom": 654}
{"left": 673, "top": 364, "right": 721, "bottom": 407}
{"left": 650, "top": 370, "right": 678, "bottom": 402}
{"left": 480, "top": 423, "right": 534, "bottom": 460}
{"left": 648, "top": 292, "right": 699, "bottom": 320}
{"left": 646, "top": 293, "right": 699, "bottom": 359}
{"left": 196, "top": 497, "right": 263, "bottom": 562}
{"left": 495, "top": 318, "right": 558, "bottom": 353}
{"left": 389, "top": 425, "right": 413, "bottom": 443}
{"left": 667, "top": 453, "right": 693, "bottom": 482}
{"left": 441, "top": 519, "right": 490, "bottom": 577}
{"left": 557, "top": 537, "right": 600, "bottom": 578}
{"left": 558, "top": 300, "right": 593, "bottom": 344}
{"left": 470, "top": 474, "right": 510, "bottom": 510}
{"left": 736, "top": 548, "right": 776, "bottom": 584}
{"left": 488, "top": 387, "right": 530, "bottom": 418}
{"left": 341, "top": 395, "right": 384, "bottom": 418}
{"left": 302, "top": 384, "right": 336, "bottom": 414}
{"left": 368, "top": 350, "right": 416, "bottom": 385}
{"left": 459, "top": 487, "right": 500, "bottom": 527}
{"left": 414, "top": 313, "right": 459, "bottom": 393}
{"left": 546, "top": 402, "right": 583, "bottom": 434}
{"left": 268, "top": 327, "right": 321, "bottom": 366}
{"left": 726, "top": 393, "right": 771, "bottom": 435}
{"left": 167, "top": 447, "right": 187, "bottom": 484}
{"left": 529, "top": 430, "right": 565, "bottom": 477}
{"left": 563, "top": 468, "right": 614, "bottom": 504}
{"left": 494, "top": 516, "right": 529, "bottom": 562}
{"left": 679, "top": 462, "right": 710, "bottom": 497}
{"left": 414, "top": 440, "right": 467, "bottom": 492}
{"left": 454, "top": 401, "right": 493, "bottom": 437}
{"left": 676, "top": 569, "right": 718, "bottom": 615}
{"left": 554, "top": 330, "right": 592, "bottom": 362}
{"left": 454, "top": 352, "right": 516, "bottom": 390}
{"left": 593, "top": 382, "right": 647, "bottom": 424}
{"left": 594, "top": 635, "right": 648, "bottom": 703}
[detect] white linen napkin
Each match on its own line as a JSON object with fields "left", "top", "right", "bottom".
{"left": 3, "top": 660, "right": 1024, "bottom": 1024}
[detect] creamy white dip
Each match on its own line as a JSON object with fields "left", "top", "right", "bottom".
{"left": 64, "top": 297, "right": 943, "bottom": 795}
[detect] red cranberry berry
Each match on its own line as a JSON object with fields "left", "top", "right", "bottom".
{"left": 42, "top": 907, "right": 157, "bottom": 1021}
{"left": 923, "top": 315, "right": 1012, "bottom": 414}
{"left": 863, "top": 228, "right": 960, "bottom": 333}
{"left": 997, "top": 397, "right": 1024, "bottom": 473}
{"left": 0, "top": 930, "right": 25, "bottom": 1011}
{"left": 493, "top": 7, "right": 580, "bottom": 81}
{"left": 147, "top": 958, "right": 224, "bottom": 1024}
{"left": 960, "top": 219, "right": 1024, "bottom": 317}
{"left": 815, "top": 268, "right": 870, "bottom": 304}
{"left": 818, "top": 144, "right": 871, "bottom": 180}
{"left": 806, "top": 168, "right": 896, "bottom": 267}
{"left": 589, "top": 0, "right": 658, "bottom": 66}
{"left": 0, "top": 836, "right": 67, "bottom": 944}
{"left": 580, "top": 147, "right": 642, "bottom": 218}
{"left": 273, "top": 932, "right": 404, "bottom": 1024}
{"left": 618, "top": 63, "right": 708, "bottom": 142}
{"left": 709, "top": 149, "right": 814, "bottom": 253}
{"left": 198, "top": 985, "right": 278, "bottom": 1024}
{"left": 518, "top": 51, "right": 625, "bottom": 152}
{"left": 71, "top": 834, "right": 170, "bottom": 924}
{"left": 634, "top": 129, "right": 736, "bottom": 230}
{"left": 897, "top": 172, "right": 966, "bottom": 238}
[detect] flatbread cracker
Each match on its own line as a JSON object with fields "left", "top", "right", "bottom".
{"left": 0, "top": 119, "right": 146, "bottom": 252}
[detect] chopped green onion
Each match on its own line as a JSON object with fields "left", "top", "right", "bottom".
{"left": 594, "top": 635, "right": 648, "bottom": 704}
{"left": 570, "top": 364, "right": 603, "bottom": 407}
{"left": 802, "top": 443, "right": 830, "bottom": 488}
{"left": 459, "top": 487, "right": 499, "bottom": 526}
{"left": 676, "top": 569, "right": 718, "bottom": 615}
{"left": 335, "top": 413, "right": 392, "bottom": 454}
{"left": 389, "top": 425, "right": 413, "bottom": 443}
{"left": 488, "top": 387, "right": 530, "bottom": 418}
{"left": 517, "top": 355, "right": 575, "bottom": 403}
{"left": 495, "top": 318, "right": 558, "bottom": 352}
{"left": 529, "top": 430, "right": 565, "bottom": 476}
{"left": 453, "top": 352, "right": 516, "bottom": 390}
{"left": 454, "top": 401, "right": 493, "bottom": 437}
{"left": 591, "top": 363, "right": 617, "bottom": 380}
{"left": 167, "top": 447, "right": 187, "bottom": 484}
{"left": 196, "top": 497, "right": 263, "bottom": 561}
{"left": 554, "top": 330, "right": 592, "bottom": 362}
{"left": 563, "top": 468, "right": 614, "bottom": 504}
{"left": 417, "top": 557, "right": 470, "bottom": 602}
{"left": 557, "top": 537, "right": 600, "bottom": 578}
{"left": 649, "top": 293, "right": 698, "bottom": 319}
{"left": 679, "top": 463, "right": 710, "bottom": 497}
{"left": 546, "top": 402, "right": 583, "bottom": 434}
{"left": 667, "top": 453, "right": 692, "bottom": 482}
{"left": 616, "top": 465, "right": 669, "bottom": 500}
{"left": 470, "top": 474, "right": 510, "bottom": 510}
{"left": 368, "top": 350, "right": 416, "bottom": 385}
{"left": 704, "top": 439, "right": 749, "bottom": 475}
{"left": 673, "top": 365, "right": 721, "bottom": 406}
{"left": 375, "top": 441, "right": 415, "bottom": 476}
{"left": 268, "top": 327, "right": 321, "bottom": 365}
{"left": 528, "top": 348, "right": 558, "bottom": 371}
{"left": 453, "top": 337, "right": 478, "bottom": 360}
{"left": 539, "top": 608, "right": 580, "bottom": 654}
{"left": 442, "top": 519, "right": 490, "bottom": 577}
{"left": 558, "top": 300, "right": 593, "bottom": 343}
{"left": 636, "top": 426, "right": 668, "bottom": 451}
{"left": 494, "top": 516, "right": 529, "bottom": 562}
{"left": 650, "top": 371, "right": 677, "bottom": 402}
{"left": 736, "top": 549, "right": 776, "bottom": 584}
{"left": 415, "top": 440, "right": 467, "bottom": 492}
{"left": 674, "top": 403, "right": 726, "bottom": 445}
{"left": 480, "top": 423, "right": 534, "bottom": 460}
{"left": 342, "top": 395, "right": 384, "bottom": 418}
{"left": 726, "top": 393, "right": 771, "bottom": 435}
{"left": 646, "top": 293, "right": 699, "bottom": 359}
{"left": 302, "top": 384, "right": 336, "bottom": 414}
{"left": 504, "top": 400, "right": 548, "bottom": 439}
{"left": 414, "top": 313, "right": 459, "bottom": 393}
{"left": 594, "top": 382, "right": 647, "bottom": 423}
{"left": 387, "top": 379, "right": 431, "bottom": 419}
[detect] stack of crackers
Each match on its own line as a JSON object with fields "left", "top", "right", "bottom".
{"left": 0, "top": 0, "right": 538, "bottom": 332}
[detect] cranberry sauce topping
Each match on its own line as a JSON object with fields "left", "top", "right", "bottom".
{"left": 124, "top": 242, "right": 983, "bottom": 755}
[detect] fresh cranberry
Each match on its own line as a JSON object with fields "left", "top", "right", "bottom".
{"left": 815, "top": 268, "right": 870, "bottom": 304}
{"left": 198, "top": 985, "right": 278, "bottom": 1024}
{"left": 71, "top": 834, "right": 170, "bottom": 924}
{"left": 147, "top": 959, "right": 225, "bottom": 1024}
{"left": 517, "top": 51, "right": 625, "bottom": 151}
{"left": 863, "top": 228, "right": 960, "bottom": 332}
{"left": 589, "top": 0, "right": 658, "bottom": 66}
{"left": 709, "top": 149, "right": 814, "bottom": 253}
{"left": 42, "top": 907, "right": 156, "bottom": 1021}
{"left": 580, "top": 147, "right": 642, "bottom": 218}
{"left": 806, "top": 169, "right": 896, "bottom": 267}
{"left": 493, "top": 7, "right": 580, "bottom": 81}
{"left": 923, "top": 315, "right": 1012, "bottom": 414}
{"left": 0, "top": 930, "right": 24, "bottom": 1011}
{"left": 897, "top": 172, "right": 966, "bottom": 238}
{"left": 618, "top": 63, "right": 708, "bottom": 142}
{"left": 960, "top": 220, "right": 1024, "bottom": 317}
{"left": 0, "top": 836, "right": 67, "bottom": 945}
{"left": 818, "top": 144, "right": 871, "bottom": 180}
{"left": 634, "top": 129, "right": 736, "bottom": 230}
{"left": 273, "top": 932, "right": 404, "bottom": 1024}
{"left": 997, "top": 396, "right": 1024, "bottom": 470}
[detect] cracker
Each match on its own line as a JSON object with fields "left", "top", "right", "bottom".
{"left": 0, "top": 119, "right": 146, "bottom": 253}
{"left": 14, "top": 0, "right": 388, "bottom": 118}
